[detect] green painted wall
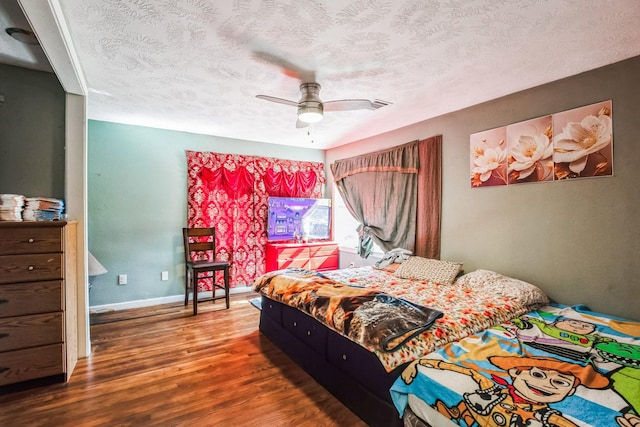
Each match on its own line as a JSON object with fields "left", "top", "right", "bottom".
{"left": 87, "top": 121, "right": 325, "bottom": 306}
{"left": 0, "top": 64, "right": 65, "bottom": 199}
{"left": 327, "top": 56, "right": 640, "bottom": 321}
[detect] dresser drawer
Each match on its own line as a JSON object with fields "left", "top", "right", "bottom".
{"left": 265, "top": 242, "right": 338, "bottom": 273}
{"left": 326, "top": 332, "right": 395, "bottom": 401}
{"left": 276, "top": 257, "right": 310, "bottom": 270}
{"left": 0, "top": 227, "right": 63, "bottom": 255}
{"left": 0, "top": 312, "right": 64, "bottom": 352}
{"left": 310, "top": 255, "right": 339, "bottom": 271}
{"left": 277, "top": 246, "right": 310, "bottom": 261}
{"left": 282, "top": 305, "right": 327, "bottom": 355}
{"left": 0, "top": 254, "right": 63, "bottom": 284}
{"left": 0, "top": 344, "right": 64, "bottom": 386}
{"left": 309, "top": 244, "right": 338, "bottom": 257}
{"left": 261, "top": 296, "right": 282, "bottom": 325}
{"left": 0, "top": 280, "right": 63, "bottom": 318}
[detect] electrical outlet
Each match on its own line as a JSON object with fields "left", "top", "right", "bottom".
{"left": 118, "top": 274, "right": 127, "bottom": 285}
{"left": 161, "top": 271, "right": 169, "bottom": 281}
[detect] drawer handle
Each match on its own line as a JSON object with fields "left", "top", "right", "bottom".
{"left": 292, "top": 321, "right": 297, "bottom": 327}
{"left": 28, "top": 238, "right": 35, "bottom": 243}
{"left": 342, "top": 354, "right": 348, "bottom": 361}
{"left": 306, "top": 330, "right": 311, "bottom": 336}
{"left": 28, "top": 266, "right": 35, "bottom": 271}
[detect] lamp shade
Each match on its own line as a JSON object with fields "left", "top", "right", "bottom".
{"left": 88, "top": 252, "right": 108, "bottom": 276}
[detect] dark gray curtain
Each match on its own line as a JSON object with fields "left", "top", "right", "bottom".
{"left": 331, "top": 141, "right": 420, "bottom": 257}
{"left": 331, "top": 136, "right": 442, "bottom": 259}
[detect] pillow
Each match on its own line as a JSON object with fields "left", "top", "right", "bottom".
{"left": 394, "top": 256, "right": 463, "bottom": 285}
{"left": 454, "top": 269, "right": 549, "bottom": 306}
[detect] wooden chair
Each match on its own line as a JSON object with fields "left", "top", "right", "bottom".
{"left": 183, "top": 227, "right": 230, "bottom": 315}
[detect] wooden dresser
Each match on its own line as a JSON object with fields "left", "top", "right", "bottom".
{"left": 265, "top": 241, "right": 339, "bottom": 273}
{"left": 0, "top": 221, "right": 77, "bottom": 386}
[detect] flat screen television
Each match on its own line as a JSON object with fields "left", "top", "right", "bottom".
{"left": 267, "top": 197, "right": 331, "bottom": 242}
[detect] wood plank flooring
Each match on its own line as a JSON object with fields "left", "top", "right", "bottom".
{"left": 0, "top": 293, "right": 367, "bottom": 426}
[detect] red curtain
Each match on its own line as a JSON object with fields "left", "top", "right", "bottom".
{"left": 415, "top": 136, "right": 442, "bottom": 259}
{"left": 199, "top": 165, "right": 254, "bottom": 197}
{"left": 263, "top": 168, "right": 318, "bottom": 197}
{"left": 186, "top": 151, "right": 325, "bottom": 290}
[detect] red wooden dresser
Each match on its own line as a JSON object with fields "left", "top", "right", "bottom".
{"left": 265, "top": 241, "right": 339, "bottom": 272}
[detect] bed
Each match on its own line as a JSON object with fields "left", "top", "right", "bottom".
{"left": 253, "top": 262, "right": 550, "bottom": 427}
{"left": 391, "top": 304, "right": 640, "bottom": 427}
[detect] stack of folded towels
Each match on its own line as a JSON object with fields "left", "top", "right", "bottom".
{"left": 0, "top": 194, "right": 25, "bottom": 221}
{"left": 23, "top": 197, "right": 65, "bottom": 221}
{"left": 0, "top": 194, "right": 65, "bottom": 221}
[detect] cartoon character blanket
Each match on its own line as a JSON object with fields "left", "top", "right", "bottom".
{"left": 390, "top": 304, "right": 640, "bottom": 427}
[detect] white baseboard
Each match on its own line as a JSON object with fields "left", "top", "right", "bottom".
{"left": 89, "top": 286, "right": 254, "bottom": 313}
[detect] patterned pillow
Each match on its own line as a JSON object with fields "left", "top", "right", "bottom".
{"left": 454, "top": 269, "right": 549, "bottom": 306}
{"left": 394, "top": 256, "right": 463, "bottom": 285}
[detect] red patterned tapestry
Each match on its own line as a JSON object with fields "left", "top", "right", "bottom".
{"left": 186, "top": 151, "right": 325, "bottom": 289}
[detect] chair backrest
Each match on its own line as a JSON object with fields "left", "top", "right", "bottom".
{"left": 183, "top": 227, "right": 216, "bottom": 263}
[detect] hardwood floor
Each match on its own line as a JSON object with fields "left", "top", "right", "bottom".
{"left": 0, "top": 293, "right": 367, "bottom": 426}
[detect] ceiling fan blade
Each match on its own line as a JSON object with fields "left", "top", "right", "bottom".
{"left": 256, "top": 95, "right": 298, "bottom": 107}
{"left": 252, "top": 51, "right": 316, "bottom": 82}
{"left": 296, "top": 119, "right": 309, "bottom": 128}
{"left": 323, "top": 99, "right": 375, "bottom": 112}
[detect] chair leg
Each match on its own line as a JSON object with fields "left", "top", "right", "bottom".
{"left": 193, "top": 277, "right": 198, "bottom": 316}
{"left": 184, "top": 269, "right": 190, "bottom": 306}
{"left": 224, "top": 266, "right": 230, "bottom": 309}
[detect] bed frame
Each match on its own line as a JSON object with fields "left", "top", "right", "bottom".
{"left": 258, "top": 296, "right": 405, "bottom": 427}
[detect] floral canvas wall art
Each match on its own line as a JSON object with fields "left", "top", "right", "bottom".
{"left": 507, "top": 115, "right": 554, "bottom": 184}
{"left": 470, "top": 127, "right": 507, "bottom": 187}
{"left": 553, "top": 100, "right": 613, "bottom": 180}
{"left": 470, "top": 100, "right": 613, "bottom": 188}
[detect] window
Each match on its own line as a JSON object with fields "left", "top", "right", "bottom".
{"left": 333, "top": 183, "right": 383, "bottom": 254}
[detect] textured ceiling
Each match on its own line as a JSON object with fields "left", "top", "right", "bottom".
{"left": 4, "top": 1, "right": 640, "bottom": 149}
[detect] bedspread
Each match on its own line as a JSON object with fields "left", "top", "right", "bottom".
{"left": 391, "top": 304, "right": 640, "bottom": 427}
{"left": 254, "top": 267, "right": 549, "bottom": 372}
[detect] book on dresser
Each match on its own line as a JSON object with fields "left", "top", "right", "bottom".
{"left": 0, "top": 220, "right": 78, "bottom": 387}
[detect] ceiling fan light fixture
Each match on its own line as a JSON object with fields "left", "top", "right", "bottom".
{"left": 297, "top": 103, "right": 323, "bottom": 123}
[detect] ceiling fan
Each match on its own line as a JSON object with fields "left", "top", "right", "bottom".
{"left": 256, "top": 82, "right": 391, "bottom": 128}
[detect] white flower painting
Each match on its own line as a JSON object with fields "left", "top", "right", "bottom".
{"left": 553, "top": 101, "right": 613, "bottom": 180}
{"left": 470, "top": 127, "right": 507, "bottom": 187}
{"left": 470, "top": 100, "right": 613, "bottom": 188}
{"left": 507, "top": 116, "right": 554, "bottom": 184}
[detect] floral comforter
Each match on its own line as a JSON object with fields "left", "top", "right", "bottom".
{"left": 254, "top": 267, "right": 549, "bottom": 372}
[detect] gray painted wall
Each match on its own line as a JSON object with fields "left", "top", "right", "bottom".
{"left": 327, "top": 56, "right": 640, "bottom": 321}
{"left": 0, "top": 64, "right": 65, "bottom": 199}
{"left": 87, "top": 120, "right": 325, "bottom": 306}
